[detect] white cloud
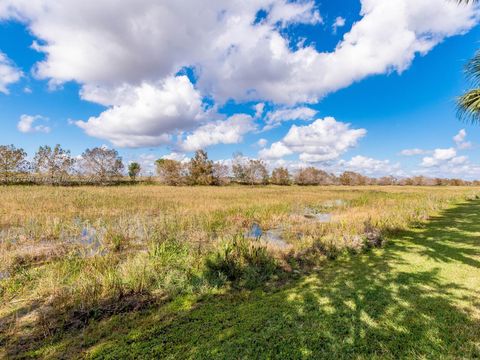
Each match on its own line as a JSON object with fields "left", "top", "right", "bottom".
{"left": 339, "top": 155, "right": 401, "bottom": 176}
{"left": 75, "top": 76, "right": 206, "bottom": 147}
{"left": 1, "top": 0, "right": 478, "bottom": 149}
{"left": 259, "top": 117, "right": 366, "bottom": 161}
{"left": 0, "top": 0, "right": 475, "bottom": 106}
{"left": 453, "top": 129, "right": 472, "bottom": 149}
{"left": 17, "top": 114, "right": 50, "bottom": 133}
{"left": 420, "top": 147, "right": 458, "bottom": 167}
{"left": 259, "top": 141, "right": 293, "bottom": 159}
{"left": 414, "top": 154, "right": 479, "bottom": 179}
{"left": 254, "top": 103, "right": 265, "bottom": 118}
{"left": 400, "top": 148, "right": 429, "bottom": 156}
{"left": 162, "top": 152, "right": 190, "bottom": 163}
{"left": 0, "top": 52, "right": 22, "bottom": 94}
{"left": 200, "top": 0, "right": 479, "bottom": 104}
{"left": 179, "top": 114, "right": 256, "bottom": 152}
{"left": 263, "top": 106, "right": 317, "bottom": 130}
{"left": 332, "top": 16, "right": 346, "bottom": 33}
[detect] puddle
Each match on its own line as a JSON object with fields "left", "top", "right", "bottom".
{"left": 245, "top": 223, "right": 262, "bottom": 239}
{"left": 245, "top": 224, "right": 290, "bottom": 249}
{"left": 261, "top": 228, "right": 290, "bottom": 249}
{"left": 303, "top": 208, "right": 332, "bottom": 223}
{"left": 73, "top": 226, "right": 106, "bottom": 257}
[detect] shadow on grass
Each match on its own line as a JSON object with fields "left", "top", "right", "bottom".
{"left": 4, "top": 201, "right": 480, "bottom": 359}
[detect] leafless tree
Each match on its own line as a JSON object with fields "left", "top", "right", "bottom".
{"left": 33, "top": 144, "right": 75, "bottom": 184}
{"left": 212, "top": 162, "right": 231, "bottom": 186}
{"left": 339, "top": 171, "right": 368, "bottom": 186}
{"left": 271, "top": 167, "right": 291, "bottom": 185}
{"left": 80, "top": 147, "right": 124, "bottom": 182}
{"left": 0, "top": 145, "right": 29, "bottom": 182}
{"left": 244, "top": 159, "right": 269, "bottom": 185}
{"left": 295, "top": 167, "right": 335, "bottom": 185}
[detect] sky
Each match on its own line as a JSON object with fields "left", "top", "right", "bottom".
{"left": 0, "top": 0, "right": 480, "bottom": 179}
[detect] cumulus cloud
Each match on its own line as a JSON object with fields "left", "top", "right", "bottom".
{"left": 0, "top": 52, "right": 22, "bottom": 94}
{"left": 75, "top": 76, "right": 206, "bottom": 147}
{"left": 263, "top": 106, "right": 317, "bottom": 130}
{"left": 259, "top": 141, "right": 293, "bottom": 159}
{"left": 259, "top": 117, "right": 366, "bottom": 161}
{"left": 414, "top": 154, "right": 479, "bottom": 179}
{"left": 179, "top": 114, "right": 256, "bottom": 152}
{"left": 453, "top": 129, "right": 472, "bottom": 149}
{"left": 420, "top": 148, "right": 459, "bottom": 167}
{"left": 332, "top": 16, "right": 346, "bottom": 33}
{"left": 1, "top": 0, "right": 477, "bottom": 147}
{"left": 339, "top": 155, "right": 401, "bottom": 176}
{"left": 17, "top": 114, "right": 50, "bottom": 133}
{"left": 0, "top": 0, "right": 476, "bottom": 104}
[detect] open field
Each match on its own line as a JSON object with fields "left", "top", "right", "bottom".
{"left": 1, "top": 185, "right": 479, "bottom": 358}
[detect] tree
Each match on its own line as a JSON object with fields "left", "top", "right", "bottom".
{"left": 376, "top": 176, "right": 397, "bottom": 186}
{"left": 155, "top": 159, "right": 184, "bottom": 185}
{"left": 0, "top": 145, "right": 29, "bottom": 182}
{"left": 270, "top": 167, "right": 290, "bottom": 185}
{"left": 128, "top": 162, "right": 141, "bottom": 181}
{"left": 232, "top": 153, "right": 248, "bottom": 184}
{"left": 188, "top": 150, "right": 214, "bottom": 185}
{"left": 339, "top": 171, "right": 368, "bottom": 186}
{"left": 212, "top": 162, "right": 230, "bottom": 186}
{"left": 80, "top": 147, "right": 124, "bottom": 182}
{"left": 294, "top": 167, "right": 335, "bottom": 185}
{"left": 33, "top": 144, "right": 75, "bottom": 184}
{"left": 456, "top": 0, "right": 480, "bottom": 121}
{"left": 244, "top": 159, "right": 269, "bottom": 185}
{"left": 457, "top": 52, "right": 480, "bottom": 122}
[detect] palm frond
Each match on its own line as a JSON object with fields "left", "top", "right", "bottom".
{"left": 457, "top": 89, "right": 480, "bottom": 123}
{"left": 465, "top": 51, "right": 480, "bottom": 85}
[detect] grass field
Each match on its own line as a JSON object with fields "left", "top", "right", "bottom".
{"left": 0, "top": 185, "right": 479, "bottom": 358}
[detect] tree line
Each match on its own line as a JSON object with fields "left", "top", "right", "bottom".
{"left": 0, "top": 144, "right": 477, "bottom": 186}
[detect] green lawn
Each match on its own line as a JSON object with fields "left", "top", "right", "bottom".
{"left": 18, "top": 201, "right": 480, "bottom": 359}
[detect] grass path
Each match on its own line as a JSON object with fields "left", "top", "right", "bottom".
{"left": 28, "top": 201, "right": 480, "bottom": 359}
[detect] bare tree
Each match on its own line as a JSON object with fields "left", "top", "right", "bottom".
{"left": 295, "top": 167, "right": 335, "bottom": 185}
{"left": 80, "top": 147, "right": 124, "bottom": 182}
{"left": 212, "top": 162, "right": 230, "bottom": 185}
{"left": 33, "top": 144, "right": 75, "bottom": 184}
{"left": 339, "top": 171, "right": 368, "bottom": 186}
{"left": 245, "top": 159, "right": 269, "bottom": 185}
{"left": 231, "top": 152, "right": 248, "bottom": 184}
{"left": 271, "top": 167, "right": 291, "bottom": 185}
{"left": 0, "top": 145, "right": 29, "bottom": 182}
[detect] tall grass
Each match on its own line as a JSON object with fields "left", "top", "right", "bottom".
{"left": 0, "top": 185, "right": 478, "bottom": 346}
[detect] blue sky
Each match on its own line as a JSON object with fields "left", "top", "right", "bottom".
{"left": 0, "top": 0, "right": 479, "bottom": 178}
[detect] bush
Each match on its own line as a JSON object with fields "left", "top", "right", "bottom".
{"left": 205, "top": 237, "right": 278, "bottom": 288}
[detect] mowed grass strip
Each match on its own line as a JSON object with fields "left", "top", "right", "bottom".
{"left": 20, "top": 199, "right": 480, "bottom": 359}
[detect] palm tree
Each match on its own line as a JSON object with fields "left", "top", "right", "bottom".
{"left": 457, "top": 0, "right": 480, "bottom": 122}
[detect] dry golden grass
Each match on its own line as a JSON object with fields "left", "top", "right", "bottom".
{"left": 0, "top": 184, "right": 479, "bottom": 356}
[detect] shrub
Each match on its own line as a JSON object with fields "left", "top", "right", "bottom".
{"left": 205, "top": 237, "right": 278, "bottom": 288}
